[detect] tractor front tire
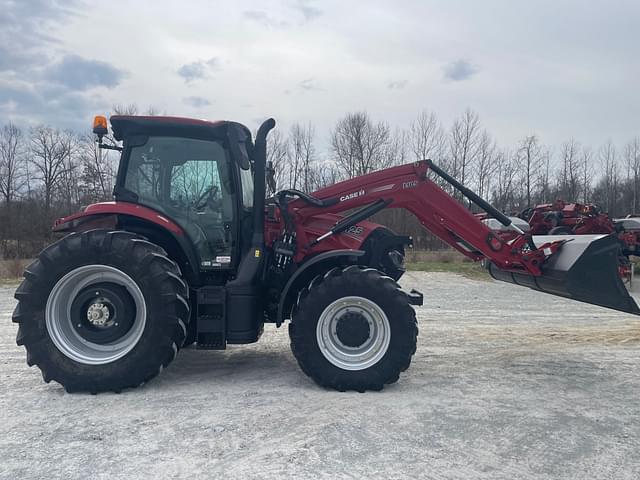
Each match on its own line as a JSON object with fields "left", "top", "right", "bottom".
{"left": 289, "top": 266, "right": 418, "bottom": 392}
{"left": 12, "top": 230, "right": 190, "bottom": 393}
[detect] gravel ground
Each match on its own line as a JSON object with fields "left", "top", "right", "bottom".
{"left": 1, "top": 272, "right": 639, "bottom": 480}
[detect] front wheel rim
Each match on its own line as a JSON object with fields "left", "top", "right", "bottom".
{"left": 45, "top": 265, "right": 147, "bottom": 365}
{"left": 316, "top": 296, "right": 391, "bottom": 371}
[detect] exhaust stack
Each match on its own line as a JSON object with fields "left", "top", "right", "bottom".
{"left": 489, "top": 234, "right": 640, "bottom": 315}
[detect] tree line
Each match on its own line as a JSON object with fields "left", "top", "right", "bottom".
{"left": 1, "top": 107, "right": 639, "bottom": 256}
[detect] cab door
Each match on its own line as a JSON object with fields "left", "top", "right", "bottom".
{"left": 123, "top": 135, "right": 240, "bottom": 271}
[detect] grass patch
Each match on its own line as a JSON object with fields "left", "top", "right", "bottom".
{"left": 405, "top": 250, "right": 489, "bottom": 280}
{"left": 1, "top": 253, "right": 491, "bottom": 284}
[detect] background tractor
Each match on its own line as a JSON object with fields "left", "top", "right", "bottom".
{"left": 481, "top": 200, "right": 640, "bottom": 282}
{"left": 12, "top": 115, "right": 639, "bottom": 393}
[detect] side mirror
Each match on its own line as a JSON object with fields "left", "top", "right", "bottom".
{"left": 228, "top": 123, "right": 251, "bottom": 170}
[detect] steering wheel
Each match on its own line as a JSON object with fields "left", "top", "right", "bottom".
{"left": 194, "top": 185, "right": 219, "bottom": 211}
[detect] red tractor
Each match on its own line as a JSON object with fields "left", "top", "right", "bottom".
{"left": 519, "top": 200, "right": 614, "bottom": 236}
{"left": 12, "top": 116, "right": 638, "bottom": 393}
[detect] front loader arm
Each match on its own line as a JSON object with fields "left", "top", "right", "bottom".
{"left": 291, "top": 160, "right": 557, "bottom": 276}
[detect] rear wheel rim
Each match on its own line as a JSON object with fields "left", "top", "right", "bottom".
{"left": 316, "top": 296, "right": 390, "bottom": 371}
{"left": 45, "top": 265, "right": 147, "bottom": 365}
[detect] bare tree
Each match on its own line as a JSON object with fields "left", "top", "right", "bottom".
{"left": 53, "top": 132, "right": 81, "bottom": 211}
{"left": 449, "top": 109, "right": 481, "bottom": 196}
{"left": 557, "top": 139, "right": 581, "bottom": 201}
{"left": 78, "top": 132, "right": 116, "bottom": 202}
{"left": 385, "top": 128, "right": 409, "bottom": 168}
{"left": 517, "top": 135, "right": 542, "bottom": 207}
{"left": 599, "top": 140, "right": 618, "bottom": 213}
{"left": 536, "top": 147, "right": 553, "bottom": 204}
{"left": 330, "top": 112, "right": 391, "bottom": 177}
{"left": 111, "top": 104, "right": 160, "bottom": 116}
{"left": 288, "top": 123, "right": 316, "bottom": 192}
{"left": 266, "top": 129, "right": 289, "bottom": 192}
{"left": 0, "top": 123, "right": 26, "bottom": 204}
{"left": 474, "top": 131, "right": 497, "bottom": 200}
{"left": 313, "top": 161, "right": 341, "bottom": 189}
{"left": 580, "top": 146, "right": 593, "bottom": 204}
{"left": 491, "top": 149, "right": 518, "bottom": 212}
{"left": 409, "top": 111, "right": 446, "bottom": 161}
{"left": 624, "top": 138, "right": 640, "bottom": 213}
{"left": 112, "top": 103, "right": 139, "bottom": 116}
{"left": 29, "top": 126, "right": 72, "bottom": 211}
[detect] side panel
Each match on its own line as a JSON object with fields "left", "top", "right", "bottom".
{"left": 295, "top": 213, "right": 381, "bottom": 253}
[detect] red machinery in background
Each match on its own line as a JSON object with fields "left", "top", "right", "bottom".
{"left": 481, "top": 200, "right": 640, "bottom": 281}
{"left": 520, "top": 200, "right": 615, "bottom": 236}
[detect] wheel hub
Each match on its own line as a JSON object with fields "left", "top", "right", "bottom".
{"left": 335, "top": 311, "right": 371, "bottom": 347}
{"left": 87, "top": 301, "right": 111, "bottom": 326}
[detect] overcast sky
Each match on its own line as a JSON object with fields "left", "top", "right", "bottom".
{"left": 1, "top": 0, "right": 639, "bottom": 152}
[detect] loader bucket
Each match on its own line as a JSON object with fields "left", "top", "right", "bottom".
{"left": 488, "top": 234, "right": 640, "bottom": 315}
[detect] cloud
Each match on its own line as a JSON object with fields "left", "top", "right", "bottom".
{"left": 178, "top": 62, "right": 207, "bottom": 82}
{"left": 387, "top": 80, "right": 408, "bottom": 90}
{"left": 45, "top": 55, "right": 125, "bottom": 90}
{"left": 243, "top": 10, "right": 289, "bottom": 28}
{"left": 177, "top": 57, "right": 219, "bottom": 83}
{"left": 443, "top": 59, "right": 479, "bottom": 82}
{"left": 0, "top": 45, "right": 47, "bottom": 74}
{"left": 0, "top": 1, "right": 83, "bottom": 74}
{"left": 283, "top": 78, "right": 323, "bottom": 95}
{"left": 0, "top": 81, "right": 103, "bottom": 131}
{"left": 299, "top": 78, "right": 322, "bottom": 92}
{"left": 0, "top": 1, "right": 113, "bottom": 130}
{"left": 243, "top": 2, "right": 320, "bottom": 27}
{"left": 183, "top": 96, "right": 211, "bottom": 107}
{"left": 294, "top": 1, "right": 323, "bottom": 21}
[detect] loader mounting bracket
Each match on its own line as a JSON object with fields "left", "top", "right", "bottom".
{"left": 407, "top": 289, "right": 423, "bottom": 306}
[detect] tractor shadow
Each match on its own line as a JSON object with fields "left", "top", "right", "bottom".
{"left": 159, "top": 343, "right": 313, "bottom": 390}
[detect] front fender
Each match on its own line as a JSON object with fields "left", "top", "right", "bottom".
{"left": 276, "top": 249, "right": 365, "bottom": 325}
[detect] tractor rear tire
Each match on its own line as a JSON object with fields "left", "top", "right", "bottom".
{"left": 289, "top": 266, "right": 418, "bottom": 392}
{"left": 182, "top": 318, "right": 197, "bottom": 347}
{"left": 12, "top": 229, "right": 190, "bottom": 393}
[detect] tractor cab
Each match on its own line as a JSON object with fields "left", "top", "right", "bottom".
{"left": 109, "top": 116, "right": 256, "bottom": 273}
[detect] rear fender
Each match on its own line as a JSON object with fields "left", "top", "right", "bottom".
{"left": 53, "top": 202, "right": 184, "bottom": 236}
{"left": 53, "top": 202, "right": 200, "bottom": 286}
